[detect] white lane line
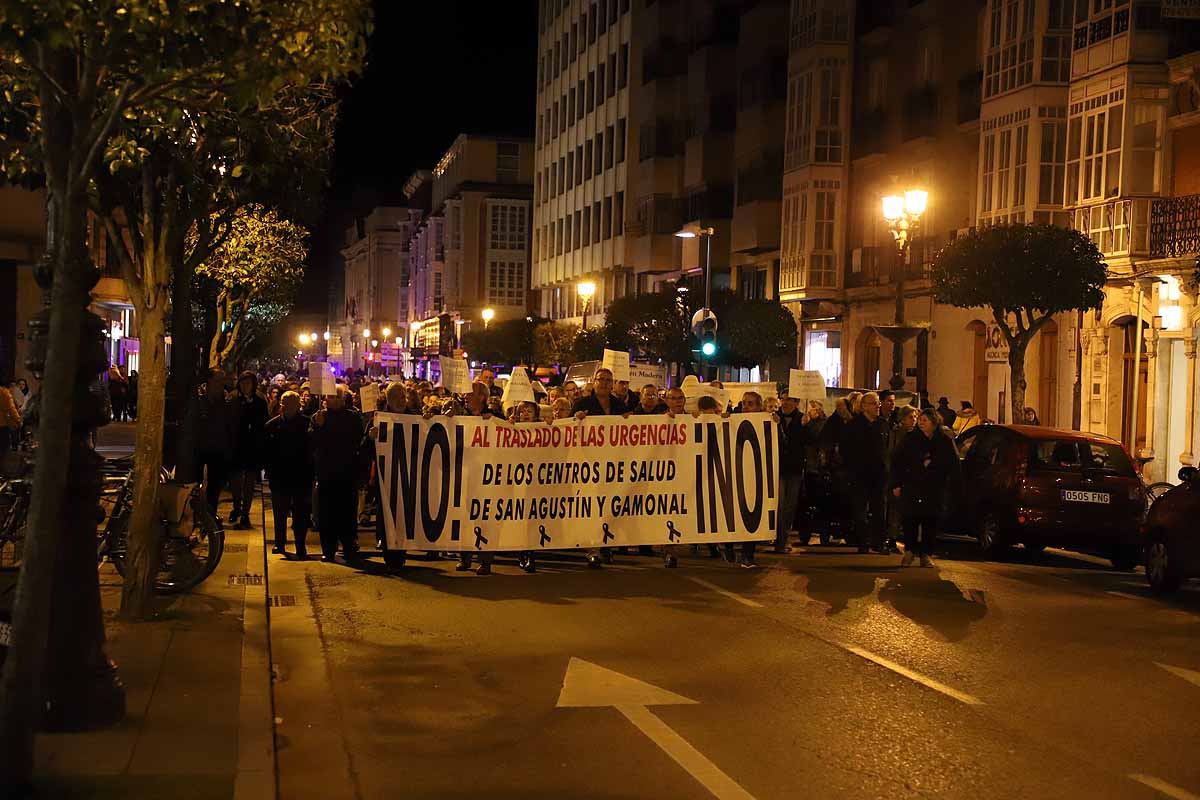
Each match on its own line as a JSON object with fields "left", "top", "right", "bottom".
{"left": 841, "top": 644, "right": 985, "bottom": 706}
{"left": 617, "top": 704, "right": 756, "bottom": 800}
{"left": 1155, "top": 662, "right": 1200, "bottom": 689}
{"left": 1129, "top": 774, "right": 1200, "bottom": 800}
{"left": 1107, "top": 590, "right": 1147, "bottom": 601}
{"left": 684, "top": 576, "right": 764, "bottom": 608}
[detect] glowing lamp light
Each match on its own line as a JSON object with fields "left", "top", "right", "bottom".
{"left": 382, "top": 327, "right": 392, "bottom": 338}
{"left": 481, "top": 308, "right": 495, "bottom": 322}
{"left": 700, "top": 341, "right": 717, "bottom": 357}
{"left": 362, "top": 328, "right": 371, "bottom": 338}
{"left": 881, "top": 195, "right": 904, "bottom": 222}
{"left": 370, "top": 339, "right": 379, "bottom": 348}
{"left": 674, "top": 230, "right": 697, "bottom": 239}
{"left": 298, "top": 333, "right": 311, "bottom": 346}
{"left": 904, "top": 189, "right": 928, "bottom": 216}
{"left": 323, "top": 330, "right": 330, "bottom": 341}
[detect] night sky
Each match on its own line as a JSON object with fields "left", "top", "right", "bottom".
{"left": 297, "top": 0, "right": 539, "bottom": 314}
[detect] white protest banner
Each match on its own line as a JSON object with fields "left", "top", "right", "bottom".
{"left": 310, "top": 362, "right": 336, "bottom": 396}
{"left": 359, "top": 382, "right": 380, "bottom": 412}
{"left": 602, "top": 348, "right": 631, "bottom": 383}
{"left": 788, "top": 369, "right": 827, "bottom": 406}
{"left": 501, "top": 366, "right": 536, "bottom": 405}
{"left": 374, "top": 413, "right": 779, "bottom": 552}
{"left": 438, "top": 357, "right": 473, "bottom": 395}
{"left": 629, "top": 363, "right": 668, "bottom": 389}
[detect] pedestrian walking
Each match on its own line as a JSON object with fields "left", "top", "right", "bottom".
{"left": 1023, "top": 407, "right": 1041, "bottom": 425}
{"left": 127, "top": 370, "right": 139, "bottom": 420}
{"left": 0, "top": 373, "right": 21, "bottom": 458}
{"left": 936, "top": 396, "right": 957, "bottom": 429}
{"left": 840, "top": 391, "right": 890, "bottom": 553}
{"left": 450, "top": 381, "right": 499, "bottom": 574}
{"left": 890, "top": 409, "right": 961, "bottom": 567}
{"left": 952, "top": 400, "right": 981, "bottom": 437}
{"left": 188, "top": 369, "right": 237, "bottom": 522}
{"left": 107, "top": 365, "right": 128, "bottom": 421}
{"left": 887, "top": 405, "right": 919, "bottom": 547}
{"left": 7, "top": 378, "right": 29, "bottom": 413}
{"left": 264, "top": 391, "right": 313, "bottom": 559}
{"left": 310, "top": 385, "right": 364, "bottom": 563}
{"left": 229, "top": 371, "right": 268, "bottom": 529}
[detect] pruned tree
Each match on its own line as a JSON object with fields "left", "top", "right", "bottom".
{"left": 723, "top": 298, "right": 798, "bottom": 369}
{"left": 602, "top": 290, "right": 690, "bottom": 364}
{"left": 196, "top": 206, "right": 307, "bottom": 371}
{"left": 931, "top": 223, "right": 1107, "bottom": 423}
{"left": 532, "top": 321, "right": 580, "bottom": 366}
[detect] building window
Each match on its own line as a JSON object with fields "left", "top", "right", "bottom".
{"left": 607, "top": 53, "right": 616, "bottom": 97}
{"left": 593, "top": 201, "right": 602, "bottom": 243}
{"left": 597, "top": 64, "right": 606, "bottom": 107}
{"left": 785, "top": 72, "right": 812, "bottom": 169}
{"left": 810, "top": 190, "right": 836, "bottom": 288}
{"left": 614, "top": 191, "right": 624, "bottom": 235}
{"left": 573, "top": 210, "right": 582, "bottom": 249}
{"left": 487, "top": 260, "right": 526, "bottom": 307}
{"left": 1013, "top": 124, "right": 1028, "bottom": 208}
{"left": 814, "top": 67, "right": 841, "bottom": 163}
{"left": 1067, "top": 102, "right": 1123, "bottom": 204}
{"left": 1041, "top": 34, "right": 1071, "bottom": 82}
{"left": 997, "top": 129, "right": 1012, "bottom": 210}
{"left": 489, "top": 202, "right": 527, "bottom": 250}
{"left": 602, "top": 196, "right": 613, "bottom": 238}
{"left": 982, "top": 133, "right": 996, "bottom": 212}
{"left": 586, "top": 72, "right": 595, "bottom": 113}
{"left": 615, "top": 118, "right": 626, "bottom": 163}
{"left": 605, "top": 124, "right": 615, "bottom": 168}
{"left": 618, "top": 43, "right": 629, "bottom": 88}
{"left": 584, "top": 139, "right": 594, "bottom": 178}
{"left": 984, "top": 0, "right": 1035, "bottom": 99}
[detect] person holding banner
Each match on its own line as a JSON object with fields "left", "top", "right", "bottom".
{"left": 841, "top": 391, "right": 890, "bottom": 554}
{"left": 571, "top": 368, "right": 626, "bottom": 418}
{"left": 263, "top": 391, "right": 313, "bottom": 559}
{"left": 450, "top": 381, "right": 499, "bottom": 574}
{"left": 664, "top": 387, "right": 687, "bottom": 417}
{"left": 310, "top": 385, "right": 365, "bottom": 563}
{"left": 627, "top": 384, "right": 668, "bottom": 416}
{"left": 774, "top": 393, "right": 813, "bottom": 554}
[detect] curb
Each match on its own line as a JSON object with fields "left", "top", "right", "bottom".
{"left": 233, "top": 486, "right": 277, "bottom": 800}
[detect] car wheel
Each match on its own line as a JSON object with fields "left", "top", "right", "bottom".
{"left": 975, "top": 512, "right": 1010, "bottom": 559}
{"left": 1145, "top": 539, "right": 1181, "bottom": 594}
{"left": 1110, "top": 544, "right": 1140, "bottom": 571}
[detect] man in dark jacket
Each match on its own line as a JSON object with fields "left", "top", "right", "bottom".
{"left": 310, "top": 386, "right": 364, "bottom": 562}
{"left": 189, "top": 368, "right": 236, "bottom": 521}
{"left": 229, "top": 371, "right": 269, "bottom": 529}
{"left": 263, "top": 391, "right": 313, "bottom": 558}
{"left": 775, "top": 394, "right": 813, "bottom": 553}
{"left": 840, "top": 391, "right": 890, "bottom": 553}
{"left": 571, "top": 367, "right": 626, "bottom": 417}
{"left": 890, "top": 409, "right": 961, "bottom": 567}
{"left": 628, "top": 384, "right": 667, "bottom": 415}
{"left": 936, "top": 396, "right": 957, "bottom": 428}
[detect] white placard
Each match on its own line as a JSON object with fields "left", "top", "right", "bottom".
{"left": 501, "top": 365, "right": 536, "bottom": 405}
{"left": 375, "top": 413, "right": 779, "bottom": 551}
{"left": 310, "top": 362, "right": 336, "bottom": 397}
{"left": 788, "top": 369, "right": 827, "bottom": 405}
{"left": 359, "top": 382, "right": 380, "bottom": 412}
{"left": 629, "top": 363, "right": 668, "bottom": 389}
{"left": 682, "top": 380, "right": 729, "bottom": 414}
{"left": 985, "top": 323, "right": 1010, "bottom": 362}
{"left": 602, "top": 348, "right": 631, "bottom": 383}
{"left": 439, "top": 357, "right": 473, "bottom": 395}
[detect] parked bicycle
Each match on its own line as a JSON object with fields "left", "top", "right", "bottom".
{"left": 97, "top": 457, "right": 225, "bottom": 594}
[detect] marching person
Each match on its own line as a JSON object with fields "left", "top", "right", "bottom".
{"left": 890, "top": 409, "right": 961, "bottom": 567}
{"left": 450, "top": 381, "right": 499, "bottom": 574}
{"left": 310, "top": 385, "right": 364, "bottom": 563}
{"left": 572, "top": 367, "right": 626, "bottom": 417}
{"left": 887, "top": 405, "right": 919, "bottom": 548}
{"left": 229, "top": 370, "right": 269, "bottom": 529}
{"left": 263, "top": 391, "right": 313, "bottom": 559}
{"left": 775, "top": 392, "right": 813, "bottom": 554}
{"left": 952, "top": 400, "right": 981, "bottom": 437}
{"left": 725, "top": 391, "right": 775, "bottom": 567}
{"left": 664, "top": 386, "right": 687, "bottom": 417}
{"left": 840, "top": 391, "right": 890, "bottom": 554}
{"left": 628, "top": 383, "right": 668, "bottom": 416}
{"left": 936, "top": 396, "right": 957, "bottom": 429}
{"left": 189, "top": 368, "right": 237, "bottom": 523}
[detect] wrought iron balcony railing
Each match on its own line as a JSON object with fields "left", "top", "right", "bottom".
{"left": 1149, "top": 194, "right": 1200, "bottom": 259}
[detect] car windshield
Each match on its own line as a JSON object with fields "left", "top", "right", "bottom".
{"left": 1028, "top": 440, "right": 1136, "bottom": 477}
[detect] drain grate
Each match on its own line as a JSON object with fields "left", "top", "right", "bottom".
{"left": 228, "top": 574, "right": 263, "bottom": 586}
{"left": 270, "top": 595, "right": 297, "bottom": 607}
{"left": 224, "top": 543, "right": 248, "bottom": 553}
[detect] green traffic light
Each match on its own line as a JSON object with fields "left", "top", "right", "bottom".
{"left": 701, "top": 341, "right": 717, "bottom": 357}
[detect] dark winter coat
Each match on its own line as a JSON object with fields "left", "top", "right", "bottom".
{"left": 629, "top": 401, "right": 669, "bottom": 415}
{"left": 778, "top": 408, "right": 814, "bottom": 475}
{"left": 232, "top": 391, "right": 269, "bottom": 469}
{"left": 263, "top": 413, "right": 313, "bottom": 489}
{"left": 190, "top": 390, "right": 237, "bottom": 457}
{"left": 310, "top": 406, "right": 364, "bottom": 483}
{"left": 839, "top": 413, "right": 890, "bottom": 488}
{"left": 571, "top": 393, "right": 627, "bottom": 416}
{"left": 889, "top": 428, "right": 961, "bottom": 519}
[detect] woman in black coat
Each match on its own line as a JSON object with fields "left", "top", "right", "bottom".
{"left": 889, "top": 408, "right": 961, "bottom": 567}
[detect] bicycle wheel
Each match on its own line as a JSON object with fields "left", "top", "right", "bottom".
{"left": 1146, "top": 482, "right": 1173, "bottom": 505}
{"left": 108, "top": 500, "right": 224, "bottom": 594}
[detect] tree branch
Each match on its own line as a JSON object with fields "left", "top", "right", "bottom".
{"left": 77, "top": 83, "right": 132, "bottom": 184}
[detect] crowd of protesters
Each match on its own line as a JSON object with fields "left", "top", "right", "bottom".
{"left": 168, "top": 360, "right": 1048, "bottom": 573}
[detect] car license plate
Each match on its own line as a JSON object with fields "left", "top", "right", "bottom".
{"left": 1061, "top": 490, "right": 1110, "bottom": 504}
{"left": 0, "top": 621, "right": 11, "bottom": 647}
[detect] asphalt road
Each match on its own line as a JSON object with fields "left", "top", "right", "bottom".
{"left": 265, "top": 530, "right": 1200, "bottom": 800}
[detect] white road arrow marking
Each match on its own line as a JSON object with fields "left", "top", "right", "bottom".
{"left": 1155, "top": 662, "right": 1200, "bottom": 689}
{"left": 556, "top": 657, "right": 755, "bottom": 800}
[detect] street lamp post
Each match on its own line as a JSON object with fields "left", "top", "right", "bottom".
{"left": 879, "top": 189, "right": 928, "bottom": 391}
{"left": 674, "top": 226, "right": 715, "bottom": 312}
{"left": 481, "top": 308, "right": 494, "bottom": 330}
{"left": 576, "top": 281, "right": 596, "bottom": 328}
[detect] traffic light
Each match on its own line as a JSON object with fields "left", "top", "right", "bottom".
{"left": 691, "top": 308, "right": 718, "bottom": 359}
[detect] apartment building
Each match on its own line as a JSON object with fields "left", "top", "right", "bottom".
{"left": 533, "top": 0, "right": 634, "bottom": 321}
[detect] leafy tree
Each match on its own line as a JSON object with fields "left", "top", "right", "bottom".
{"left": 722, "top": 298, "right": 798, "bottom": 369}
{"left": 573, "top": 326, "right": 607, "bottom": 362}
{"left": 931, "top": 223, "right": 1106, "bottom": 423}
{"left": 0, "top": 2, "right": 368, "bottom": 765}
{"left": 532, "top": 321, "right": 581, "bottom": 366}
{"left": 462, "top": 317, "right": 537, "bottom": 365}
{"left": 602, "top": 290, "right": 690, "bottom": 364}
{"left": 195, "top": 206, "right": 307, "bottom": 371}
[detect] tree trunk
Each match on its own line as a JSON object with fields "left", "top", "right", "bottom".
{"left": 1008, "top": 337, "right": 1030, "bottom": 425}
{"left": 118, "top": 300, "right": 167, "bottom": 619}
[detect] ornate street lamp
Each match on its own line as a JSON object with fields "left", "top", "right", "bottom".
{"left": 576, "top": 281, "right": 596, "bottom": 328}
{"left": 876, "top": 189, "right": 930, "bottom": 391}
{"left": 481, "top": 307, "right": 495, "bottom": 330}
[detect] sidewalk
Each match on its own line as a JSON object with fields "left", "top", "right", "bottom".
{"left": 29, "top": 491, "right": 275, "bottom": 800}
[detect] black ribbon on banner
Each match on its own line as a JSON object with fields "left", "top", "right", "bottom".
{"left": 538, "top": 525, "right": 551, "bottom": 547}
{"left": 666, "top": 521, "right": 681, "bottom": 542}
{"left": 602, "top": 523, "right": 614, "bottom": 544}
{"left": 474, "top": 526, "right": 488, "bottom": 549}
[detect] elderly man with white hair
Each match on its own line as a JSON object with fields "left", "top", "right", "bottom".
{"left": 310, "top": 385, "right": 365, "bottom": 563}
{"left": 263, "top": 391, "right": 314, "bottom": 559}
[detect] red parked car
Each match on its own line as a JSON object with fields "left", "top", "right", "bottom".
{"left": 952, "top": 425, "right": 1146, "bottom": 568}
{"left": 1142, "top": 466, "right": 1200, "bottom": 593}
